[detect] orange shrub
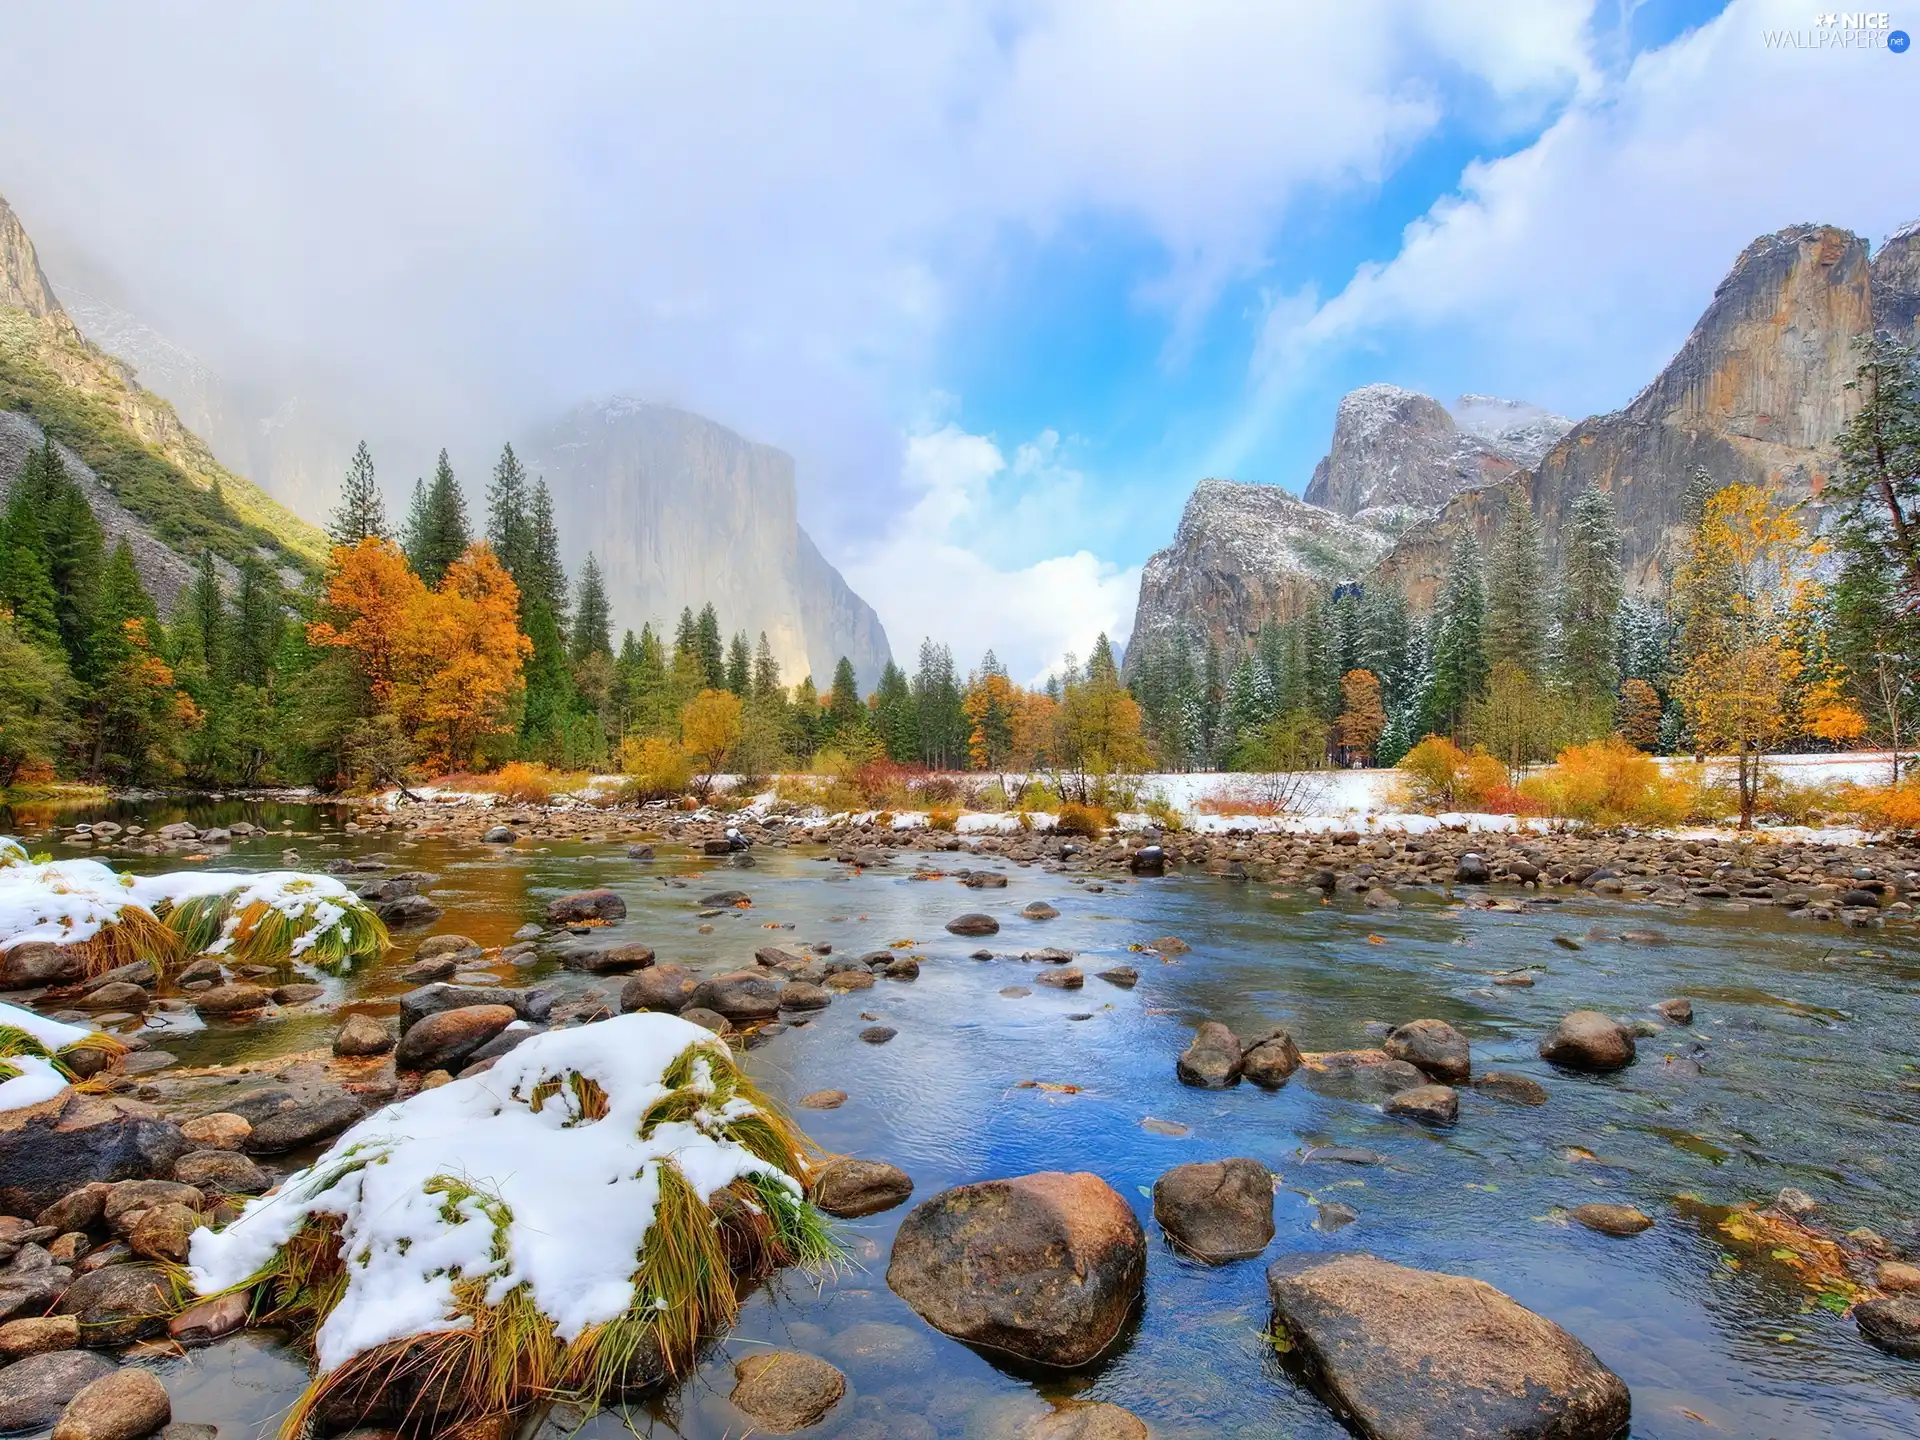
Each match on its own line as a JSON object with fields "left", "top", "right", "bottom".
{"left": 1055, "top": 801, "right": 1113, "bottom": 836}
{"left": 485, "top": 762, "right": 563, "bottom": 804}
{"left": 1395, "top": 736, "right": 1508, "bottom": 811}
{"left": 1518, "top": 736, "right": 1680, "bottom": 825}
{"left": 851, "top": 759, "right": 919, "bottom": 808}
{"left": 927, "top": 806, "right": 960, "bottom": 831}
{"left": 1856, "top": 781, "right": 1920, "bottom": 832}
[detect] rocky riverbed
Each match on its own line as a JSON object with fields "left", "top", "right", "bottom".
{"left": 2, "top": 796, "right": 1919, "bottom": 1439}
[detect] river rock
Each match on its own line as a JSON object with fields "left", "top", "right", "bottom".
{"left": 546, "top": 890, "right": 627, "bottom": 924}
{"left": 333, "top": 1014, "right": 394, "bottom": 1058}
{"left": 177, "top": 1115, "right": 250, "bottom": 1152}
{"left": 1153, "top": 1158, "right": 1275, "bottom": 1262}
{"left": 128, "top": 1203, "right": 199, "bottom": 1263}
{"left": 270, "top": 983, "right": 323, "bottom": 1006}
{"left": 887, "top": 1171, "right": 1145, "bottom": 1367}
{"left": 730, "top": 1351, "right": 845, "bottom": 1432}
{"left": 557, "top": 941, "right": 653, "bottom": 974}
{"left": 619, "top": 965, "right": 697, "bottom": 1013}
{"left": 0, "top": 1315, "right": 79, "bottom": 1361}
{"left": 54, "top": 1264, "right": 174, "bottom": 1346}
{"left": 799, "top": 1089, "right": 847, "bottom": 1109}
{"left": 79, "top": 983, "right": 148, "bottom": 1011}
{"left": 225, "top": 1085, "right": 365, "bottom": 1154}
{"left": 372, "top": 895, "right": 442, "bottom": 926}
{"left": 1095, "top": 966, "right": 1137, "bottom": 988}
{"left": 52, "top": 1366, "right": 171, "bottom": 1440}
{"left": 190, "top": 984, "right": 270, "bottom": 1017}
{"left": 0, "top": 1095, "right": 188, "bottom": 1217}
{"left": 35, "top": 1184, "right": 110, "bottom": 1236}
{"left": 1539, "top": 1012, "right": 1637, "bottom": 1072}
{"left": 0, "top": 1351, "right": 119, "bottom": 1433}
{"left": 1473, "top": 1071, "right": 1549, "bottom": 1106}
{"left": 1455, "top": 852, "right": 1491, "bottom": 884}
{"left": 1022, "top": 1403, "right": 1150, "bottom": 1440}
{"left": 0, "top": 942, "right": 86, "bottom": 989}
{"left": 1570, "top": 1204, "right": 1653, "bottom": 1237}
{"left": 1128, "top": 846, "right": 1165, "bottom": 876}
{"left": 1176, "top": 1022, "right": 1243, "bottom": 1089}
{"left": 945, "top": 913, "right": 999, "bottom": 937}
{"left": 1384, "top": 1084, "right": 1459, "bottom": 1126}
{"left": 1302, "top": 1050, "right": 1425, "bottom": 1101}
{"left": 399, "top": 983, "right": 550, "bottom": 1029}
{"left": 859, "top": 1025, "right": 897, "bottom": 1044}
{"left": 1382, "top": 1019, "right": 1471, "bottom": 1084}
{"left": 777, "top": 981, "right": 832, "bottom": 1012}
{"left": 1034, "top": 967, "right": 1084, "bottom": 989}
{"left": 167, "top": 1292, "right": 249, "bottom": 1346}
{"left": 414, "top": 934, "right": 481, "bottom": 961}
{"left": 1022, "top": 902, "right": 1060, "bottom": 920}
{"left": 1240, "top": 1027, "right": 1304, "bottom": 1088}
{"left": 690, "top": 971, "right": 783, "bottom": 1022}
{"left": 824, "top": 968, "right": 875, "bottom": 993}
{"left": 104, "top": 1181, "right": 202, "bottom": 1235}
{"left": 1654, "top": 998, "right": 1693, "bottom": 1025}
{"left": 811, "top": 1159, "right": 913, "bottom": 1218}
{"left": 170, "top": 1150, "right": 268, "bottom": 1195}
{"left": 1265, "top": 1252, "right": 1631, "bottom": 1439}
{"left": 395, "top": 1004, "right": 517, "bottom": 1070}
{"left": 1856, "top": 1293, "right": 1920, "bottom": 1359}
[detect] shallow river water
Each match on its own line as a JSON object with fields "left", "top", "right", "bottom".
{"left": 9, "top": 799, "right": 1920, "bottom": 1440}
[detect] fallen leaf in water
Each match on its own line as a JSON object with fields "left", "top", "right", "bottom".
{"left": 1141, "top": 1117, "right": 1189, "bottom": 1137}
{"left": 1366, "top": 935, "right": 1387, "bottom": 945}
{"left": 1145, "top": 1007, "right": 1179, "bottom": 1015}
{"left": 890, "top": 938, "right": 916, "bottom": 949}
{"left": 1013, "top": 1080, "right": 1084, "bottom": 1094}
{"left": 1560, "top": 1146, "right": 1599, "bottom": 1163}
{"left": 1679, "top": 1409, "right": 1711, "bottom": 1424}
{"left": 762, "top": 922, "right": 782, "bottom": 929}
{"left": 734, "top": 899, "right": 752, "bottom": 909}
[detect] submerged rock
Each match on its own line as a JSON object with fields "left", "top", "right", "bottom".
{"left": 1856, "top": 1293, "right": 1920, "bottom": 1359}
{"left": 945, "top": 913, "right": 1000, "bottom": 937}
{"left": 887, "top": 1171, "right": 1145, "bottom": 1367}
{"left": 1383, "top": 1084, "right": 1459, "bottom": 1126}
{"left": 545, "top": 889, "right": 627, "bottom": 924}
{"left": 1571, "top": 1204, "right": 1653, "bottom": 1237}
{"left": 1265, "top": 1252, "right": 1631, "bottom": 1440}
{"left": 1152, "top": 1158, "right": 1275, "bottom": 1262}
{"left": 1473, "top": 1072, "right": 1548, "bottom": 1107}
{"left": 1022, "top": 1402, "right": 1150, "bottom": 1439}
{"left": 730, "top": 1351, "right": 845, "bottom": 1432}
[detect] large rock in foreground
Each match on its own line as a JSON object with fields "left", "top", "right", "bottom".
{"left": 887, "top": 1172, "right": 1145, "bottom": 1367}
{"left": 1153, "top": 1158, "right": 1274, "bottom": 1262}
{"left": 1266, "top": 1252, "right": 1630, "bottom": 1440}
{"left": 0, "top": 1093, "right": 189, "bottom": 1217}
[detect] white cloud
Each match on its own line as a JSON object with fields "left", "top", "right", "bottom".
{"left": 839, "top": 425, "right": 1141, "bottom": 686}
{"left": 1250, "top": 0, "right": 1920, "bottom": 423}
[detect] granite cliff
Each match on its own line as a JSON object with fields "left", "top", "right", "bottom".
{"left": 521, "top": 400, "right": 891, "bottom": 690}
{"left": 1138, "top": 219, "right": 1914, "bottom": 642}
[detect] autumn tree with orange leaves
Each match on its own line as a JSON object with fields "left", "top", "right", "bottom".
{"left": 308, "top": 538, "right": 530, "bottom": 773}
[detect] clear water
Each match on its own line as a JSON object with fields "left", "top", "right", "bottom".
{"left": 10, "top": 800, "right": 1920, "bottom": 1439}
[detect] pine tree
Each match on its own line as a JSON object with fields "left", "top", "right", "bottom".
{"left": 724, "top": 631, "right": 752, "bottom": 695}
{"left": 0, "top": 466, "right": 62, "bottom": 654}
{"left": 695, "top": 604, "right": 725, "bottom": 690}
{"left": 487, "top": 444, "right": 533, "bottom": 585}
{"left": 1484, "top": 504, "right": 1546, "bottom": 680}
{"left": 570, "top": 553, "right": 612, "bottom": 661}
{"left": 826, "top": 657, "right": 865, "bottom": 738}
{"left": 752, "top": 633, "right": 783, "bottom": 701}
{"left": 1424, "top": 532, "right": 1489, "bottom": 736}
{"left": 632, "top": 624, "right": 674, "bottom": 735}
{"left": 329, "top": 441, "right": 388, "bottom": 545}
{"left": 526, "top": 480, "right": 568, "bottom": 626}
{"left": 1357, "top": 584, "right": 1414, "bottom": 713}
{"left": 230, "top": 560, "right": 283, "bottom": 690}
{"left": 789, "top": 675, "right": 822, "bottom": 757}
{"left": 519, "top": 601, "right": 573, "bottom": 757}
{"left": 1555, "top": 487, "right": 1623, "bottom": 730}
{"left": 911, "top": 638, "right": 967, "bottom": 768}
{"left": 405, "top": 450, "right": 471, "bottom": 587}
{"left": 1832, "top": 334, "right": 1920, "bottom": 597}
{"left": 872, "top": 660, "right": 918, "bottom": 761}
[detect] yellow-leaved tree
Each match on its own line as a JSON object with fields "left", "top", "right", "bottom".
{"left": 1671, "top": 483, "right": 1808, "bottom": 828}
{"left": 681, "top": 688, "right": 744, "bottom": 795}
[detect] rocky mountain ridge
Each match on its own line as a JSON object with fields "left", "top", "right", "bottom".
{"left": 0, "top": 192, "right": 327, "bottom": 614}
{"left": 1135, "top": 217, "right": 1920, "bottom": 641}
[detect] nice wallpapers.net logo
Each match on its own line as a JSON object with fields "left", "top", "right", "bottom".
{"left": 1764, "top": 10, "right": 1910, "bottom": 48}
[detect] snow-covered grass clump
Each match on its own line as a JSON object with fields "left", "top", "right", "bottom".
{"left": 0, "top": 1000, "right": 122, "bottom": 1112}
{"left": 0, "top": 842, "right": 388, "bottom": 977}
{"left": 186, "top": 1012, "right": 835, "bottom": 1434}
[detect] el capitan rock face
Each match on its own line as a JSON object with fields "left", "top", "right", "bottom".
{"left": 1873, "top": 220, "right": 1920, "bottom": 347}
{"left": 521, "top": 399, "right": 891, "bottom": 691}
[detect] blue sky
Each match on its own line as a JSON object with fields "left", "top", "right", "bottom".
{"left": 1, "top": 0, "right": 1915, "bottom": 681}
